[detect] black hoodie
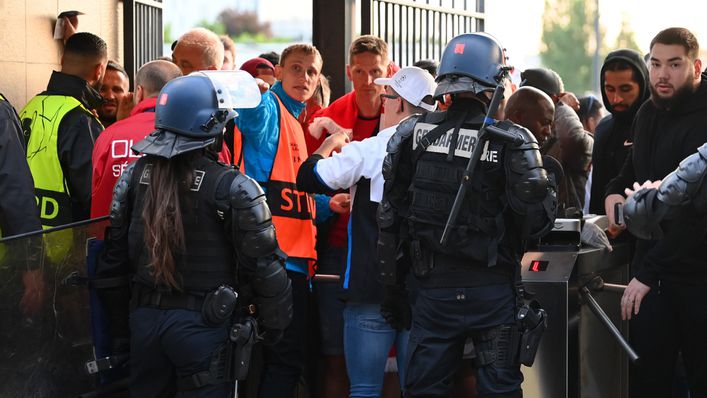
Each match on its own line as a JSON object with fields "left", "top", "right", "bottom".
{"left": 606, "top": 74, "right": 707, "bottom": 287}
{"left": 588, "top": 49, "right": 649, "bottom": 215}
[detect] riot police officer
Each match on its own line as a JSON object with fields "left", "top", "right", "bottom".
{"left": 94, "top": 71, "right": 293, "bottom": 397}
{"left": 377, "top": 33, "right": 559, "bottom": 397}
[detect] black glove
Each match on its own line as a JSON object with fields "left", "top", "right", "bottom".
{"left": 380, "top": 286, "right": 411, "bottom": 331}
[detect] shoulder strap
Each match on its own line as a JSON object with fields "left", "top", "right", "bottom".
{"left": 411, "top": 118, "right": 458, "bottom": 163}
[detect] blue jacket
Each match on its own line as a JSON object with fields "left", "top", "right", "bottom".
{"left": 236, "top": 82, "right": 331, "bottom": 274}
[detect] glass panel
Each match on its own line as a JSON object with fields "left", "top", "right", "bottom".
{"left": 0, "top": 219, "right": 112, "bottom": 396}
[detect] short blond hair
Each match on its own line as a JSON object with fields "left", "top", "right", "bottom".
{"left": 280, "top": 43, "right": 323, "bottom": 68}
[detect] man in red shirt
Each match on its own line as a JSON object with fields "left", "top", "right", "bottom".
{"left": 307, "top": 35, "right": 391, "bottom": 398}
{"left": 91, "top": 60, "right": 182, "bottom": 218}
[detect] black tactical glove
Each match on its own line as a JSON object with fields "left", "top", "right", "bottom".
{"left": 380, "top": 285, "right": 411, "bottom": 331}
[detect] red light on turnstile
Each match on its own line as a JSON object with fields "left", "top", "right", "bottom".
{"left": 529, "top": 260, "right": 549, "bottom": 272}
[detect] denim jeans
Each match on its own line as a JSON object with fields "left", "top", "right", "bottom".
{"left": 343, "top": 303, "right": 409, "bottom": 398}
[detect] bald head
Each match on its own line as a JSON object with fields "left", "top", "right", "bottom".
{"left": 136, "top": 60, "right": 183, "bottom": 98}
{"left": 505, "top": 86, "right": 555, "bottom": 144}
{"left": 172, "top": 28, "right": 224, "bottom": 75}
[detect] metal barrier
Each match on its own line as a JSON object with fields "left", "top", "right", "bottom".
{"left": 520, "top": 218, "right": 633, "bottom": 398}
{"left": 124, "top": 0, "right": 164, "bottom": 89}
{"left": 363, "top": 0, "right": 486, "bottom": 66}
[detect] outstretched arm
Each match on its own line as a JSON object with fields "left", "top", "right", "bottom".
{"left": 623, "top": 143, "right": 707, "bottom": 240}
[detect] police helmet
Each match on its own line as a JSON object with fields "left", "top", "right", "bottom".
{"left": 435, "top": 32, "right": 509, "bottom": 98}
{"left": 133, "top": 70, "right": 261, "bottom": 158}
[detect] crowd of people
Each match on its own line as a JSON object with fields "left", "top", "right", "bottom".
{"left": 1, "top": 15, "right": 706, "bottom": 398}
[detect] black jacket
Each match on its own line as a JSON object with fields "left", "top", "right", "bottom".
{"left": 607, "top": 74, "right": 707, "bottom": 287}
{"left": 589, "top": 49, "right": 649, "bottom": 214}
{"left": 33, "top": 71, "right": 104, "bottom": 222}
{"left": 0, "top": 95, "right": 42, "bottom": 236}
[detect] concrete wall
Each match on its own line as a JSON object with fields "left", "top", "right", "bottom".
{"left": 0, "top": 0, "right": 123, "bottom": 109}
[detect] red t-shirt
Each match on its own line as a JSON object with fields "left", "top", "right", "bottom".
{"left": 91, "top": 98, "right": 232, "bottom": 221}
{"left": 91, "top": 97, "right": 158, "bottom": 219}
{"left": 310, "top": 92, "right": 381, "bottom": 248}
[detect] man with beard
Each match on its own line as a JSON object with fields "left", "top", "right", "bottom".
{"left": 20, "top": 32, "right": 107, "bottom": 225}
{"left": 97, "top": 61, "right": 130, "bottom": 127}
{"left": 588, "top": 49, "right": 649, "bottom": 215}
{"left": 604, "top": 27, "right": 707, "bottom": 397}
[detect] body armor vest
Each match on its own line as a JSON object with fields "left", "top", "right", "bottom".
{"left": 407, "top": 111, "right": 507, "bottom": 267}
{"left": 129, "top": 155, "right": 237, "bottom": 293}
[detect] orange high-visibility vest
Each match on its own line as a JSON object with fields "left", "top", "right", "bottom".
{"left": 233, "top": 93, "right": 317, "bottom": 267}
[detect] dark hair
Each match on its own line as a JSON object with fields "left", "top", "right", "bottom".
{"left": 107, "top": 60, "right": 128, "bottom": 77}
{"left": 578, "top": 95, "right": 603, "bottom": 122}
{"left": 650, "top": 27, "right": 700, "bottom": 60}
{"left": 141, "top": 152, "right": 199, "bottom": 290}
{"left": 259, "top": 51, "right": 281, "bottom": 66}
{"left": 64, "top": 32, "right": 107, "bottom": 60}
{"left": 602, "top": 58, "right": 639, "bottom": 88}
{"left": 414, "top": 59, "right": 439, "bottom": 77}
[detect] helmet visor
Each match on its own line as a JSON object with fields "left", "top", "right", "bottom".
{"left": 189, "top": 70, "right": 262, "bottom": 112}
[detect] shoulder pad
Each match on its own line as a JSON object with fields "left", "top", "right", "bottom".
{"left": 109, "top": 162, "right": 137, "bottom": 228}
{"left": 230, "top": 172, "right": 266, "bottom": 208}
{"left": 423, "top": 110, "right": 446, "bottom": 124}
{"left": 502, "top": 122, "right": 539, "bottom": 149}
{"left": 657, "top": 145, "right": 707, "bottom": 206}
{"left": 386, "top": 114, "right": 420, "bottom": 154}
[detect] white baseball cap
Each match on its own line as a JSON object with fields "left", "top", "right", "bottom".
{"left": 374, "top": 66, "right": 437, "bottom": 112}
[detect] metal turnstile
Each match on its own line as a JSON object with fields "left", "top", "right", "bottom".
{"left": 520, "top": 227, "right": 635, "bottom": 398}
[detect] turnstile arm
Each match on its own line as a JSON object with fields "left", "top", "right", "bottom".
{"left": 579, "top": 286, "right": 640, "bottom": 364}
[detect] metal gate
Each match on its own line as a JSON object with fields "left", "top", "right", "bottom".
{"left": 124, "top": 0, "right": 164, "bottom": 88}
{"left": 362, "top": 0, "right": 486, "bottom": 67}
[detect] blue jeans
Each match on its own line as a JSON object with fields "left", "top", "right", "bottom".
{"left": 343, "top": 303, "right": 409, "bottom": 398}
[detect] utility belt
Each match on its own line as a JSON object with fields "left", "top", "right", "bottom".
{"left": 132, "top": 288, "right": 207, "bottom": 311}
{"left": 412, "top": 247, "right": 512, "bottom": 287}
{"left": 132, "top": 284, "right": 239, "bottom": 327}
{"left": 131, "top": 284, "right": 260, "bottom": 391}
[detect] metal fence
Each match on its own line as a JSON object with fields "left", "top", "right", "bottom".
{"left": 124, "top": 0, "right": 164, "bottom": 88}
{"left": 362, "top": 0, "right": 485, "bottom": 67}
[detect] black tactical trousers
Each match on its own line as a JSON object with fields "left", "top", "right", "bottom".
{"left": 628, "top": 280, "right": 707, "bottom": 398}
{"left": 404, "top": 283, "right": 523, "bottom": 398}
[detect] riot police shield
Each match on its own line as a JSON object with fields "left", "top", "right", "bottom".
{"left": 0, "top": 217, "right": 121, "bottom": 397}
